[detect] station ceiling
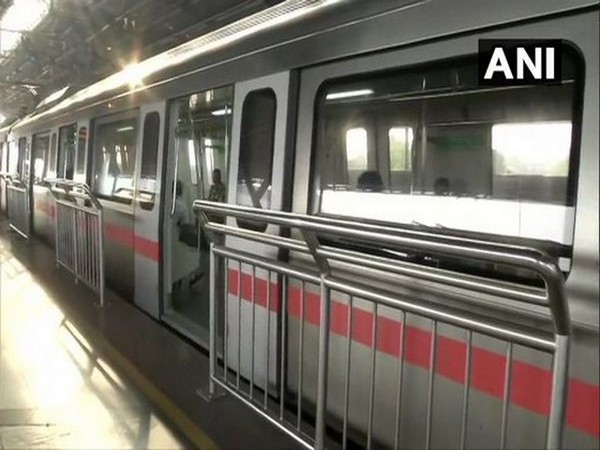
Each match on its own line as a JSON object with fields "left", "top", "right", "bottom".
{"left": 0, "top": 0, "right": 283, "bottom": 125}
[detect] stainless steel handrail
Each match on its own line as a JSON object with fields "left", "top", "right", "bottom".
{"left": 194, "top": 200, "right": 571, "bottom": 450}
{"left": 3, "top": 172, "right": 30, "bottom": 239}
{"left": 195, "top": 201, "right": 568, "bottom": 335}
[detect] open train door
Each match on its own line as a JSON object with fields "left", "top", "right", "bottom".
{"left": 224, "top": 71, "right": 298, "bottom": 391}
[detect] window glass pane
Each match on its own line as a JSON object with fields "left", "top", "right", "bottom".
{"left": 32, "top": 133, "right": 50, "bottom": 183}
{"left": 76, "top": 127, "right": 87, "bottom": 174}
{"left": 313, "top": 49, "right": 580, "bottom": 256}
{"left": 92, "top": 116, "right": 138, "bottom": 203}
{"left": 169, "top": 86, "right": 233, "bottom": 216}
{"left": 389, "top": 127, "right": 413, "bottom": 171}
{"left": 492, "top": 122, "right": 571, "bottom": 176}
{"left": 58, "top": 124, "right": 76, "bottom": 179}
{"left": 49, "top": 133, "right": 57, "bottom": 176}
{"left": 236, "top": 88, "right": 276, "bottom": 215}
{"left": 17, "top": 137, "right": 27, "bottom": 178}
{"left": 346, "top": 128, "right": 368, "bottom": 171}
{"left": 141, "top": 112, "right": 160, "bottom": 180}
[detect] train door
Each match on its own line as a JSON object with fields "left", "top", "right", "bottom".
{"left": 161, "top": 85, "right": 234, "bottom": 344}
{"left": 133, "top": 102, "right": 165, "bottom": 318}
{"left": 0, "top": 141, "right": 6, "bottom": 214}
{"left": 225, "top": 72, "right": 297, "bottom": 389}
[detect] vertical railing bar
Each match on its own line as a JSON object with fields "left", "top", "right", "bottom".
{"left": 394, "top": 312, "right": 407, "bottom": 450}
{"left": 425, "top": 320, "right": 438, "bottom": 450}
{"left": 547, "top": 335, "right": 569, "bottom": 450}
{"left": 279, "top": 275, "right": 288, "bottom": 421}
{"left": 297, "top": 280, "right": 305, "bottom": 431}
{"left": 342, "top": 295, "right": 354, "bottom": 450}
{"left": 367, "top": 302, "right": 379, "bottom": 450}
{"left": 208, "top": 243, "right": 217, "bottom": 396}
{"left": 237, "top": 260, "right": 242, "bottom": 391}
{"left": 315, "top": 279, "right": 331, "bottom": 450}
{"left": 264, "top": 268, "right": 271, "bottom": 410}
{"left": 224, "top": 258, "right": 229, "bottom": 384}
{"left": 72, "top": 208, "right": 77, "bottom": 280}
{"left": 460, "top": 330, "right": 473, "bottom": 450}
{"left": 98, "top": 208, "right": 105, "bottom": 307}
{"left": 500, "top": 343, "right": 513, "bottom": 450}
{"left": 250, "top": 265, "right": 256, "bottom": 400}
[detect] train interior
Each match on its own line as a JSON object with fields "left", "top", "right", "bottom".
{"left": 162, "top": 86, "right": 232, "bottom": 343}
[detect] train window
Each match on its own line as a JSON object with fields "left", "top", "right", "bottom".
{"left": 58, "top": 124, "right": 76, "bottom": 179}
{"left": 32, "top": 132, "right": 50, "bottom": 183}
{"left": 141, "top": 112, "right": 160, "bottom": 181}
{"left": 48, "top": 133, "right": 57, "bottom": 177}
{"left": 17, "top": 137, "right": 26, "bottom": 178}
{"left": 236, "top": 89, "right": 276, "bottom": 230}
{"left": 91, "top": 114, "right": 138, "bottom": 203}
{"left": 312, "top": 49, "right": 582, "bottom": 276}
{"left": 76, "top": 127, "right": 87, "bottom": 174}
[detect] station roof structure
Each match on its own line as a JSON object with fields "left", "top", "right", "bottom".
{"left": 0, "top": 0, "right": 283, "bottom": 125}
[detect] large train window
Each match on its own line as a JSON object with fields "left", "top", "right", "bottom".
{"left": 312, "top": 50, "right": 582, "bottom": 264}
{"left": 48, "top": 132, "right": 57, "bottom": 178}
{"left": 91, "top": 112, "right": 138, "bottom": 203}
{"left": 32, "top": 132, "right": 50, "bottom": 183}
{"left": 57, "top": 124, "right": 76, "bottom": 179}
{"left": 76, "top": 127, "right": 87, "bottom": 175}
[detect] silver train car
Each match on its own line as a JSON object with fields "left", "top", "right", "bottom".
{"left": 1, "top": 0, "right": 598, "bottom": 448}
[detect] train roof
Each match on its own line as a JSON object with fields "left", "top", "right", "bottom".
{"left": 3, "top": 0, "right": 597, "bottom": 135}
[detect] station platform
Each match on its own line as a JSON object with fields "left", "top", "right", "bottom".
{"left": 0, "top": 219, "right": 301, "bottom": 449}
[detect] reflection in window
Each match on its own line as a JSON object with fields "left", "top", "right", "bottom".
{"left": 492, "top": 122, "right": 571, "bottom": 176}
{"left": 389, "top": 127, "right": 413, "bottom": 171}
{"left": 188, "top": 139, "right": 198, "bottom": 185}
{"left": 92, "top": 116, "right": 138, "bottom": 203}
{"left": 346, "top": 128, "right": 368, "bottom": 171}
{"left": 76, "top": 127, "right": 87, "bottom": 174}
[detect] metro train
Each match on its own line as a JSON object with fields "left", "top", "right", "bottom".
{"left": 0, "top": 0, "right": 598, "bottom": 448}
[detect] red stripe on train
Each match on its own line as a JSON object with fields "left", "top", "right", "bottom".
{"left": 227, "top": 269, "right": 600, "bottom": 439}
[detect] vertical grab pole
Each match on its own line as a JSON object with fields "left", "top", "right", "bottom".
{"left": 547, "top": 335, "right": 569, "bottom": 450}
{"left": 315, "top": 277, "right": 331, "bottom": 450}
{"left": 209, "top": 242, "right": 217, "bottom": 396}
{"left": 72, "top": 206, "right": 79, "bottom": 282}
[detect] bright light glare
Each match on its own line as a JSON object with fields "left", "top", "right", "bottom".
{"left": 0, "top": 113, "right": 6, "bottom": 124}
{"left": 37, "top": 85, "right": 69, "bottom": 108}
{"left": 492, "top": 121, "right": 572, "bottom": 176}
{"left": 346, "top": 127, "right": 368, "bottom": 170}
{"left": 326, "top": 89, "right": 374, "bottom": 100}
{"left": 116, "top": 126, "right": 134, "bottom": 133}
{"left": 0, "top": 0, "right": 51, "bottom": 54}
{"left": 120, "top": 62, "right": 145, "bottom": 89}
{"left": 211, "top": 107, "right": 232, "bottom": 116}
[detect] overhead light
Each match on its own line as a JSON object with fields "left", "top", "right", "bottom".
{"left": 0, "top": 113, "right": 6, "bottom": 125}
{"left": 37, "top": 86, "right": 69, "bottom": 108}
{"left": 326, "top": 89, "right": 374, "bottom": 100}
{"left": 0, "top": 0, "right": 51, "bottom": 55}
{"left": 116, "top": 126, "right": 134, "bottom": 133}
{"left": 211, "top": 107, "right": 232, "bottom": 116}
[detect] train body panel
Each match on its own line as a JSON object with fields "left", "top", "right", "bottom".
{"left": 0, "top": 1, "right": 597, "bottom": 447}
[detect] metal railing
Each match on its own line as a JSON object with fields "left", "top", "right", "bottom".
{"left": 1, "top": 173, "right": 30, "bottom": 239}
{"left": 195, "top": 201, "right": 570, "bottom": 450}
{"left": 45, "top": 179, "right": 106, "bottom": 307}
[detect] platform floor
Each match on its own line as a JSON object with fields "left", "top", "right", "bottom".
{"left": 0, "top": 220, "right": 301, "bottom": 449}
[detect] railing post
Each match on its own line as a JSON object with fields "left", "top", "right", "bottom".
{"left": 547, "top": 334, "right": 570, "bottom": 450}
{"left": 315, "top": 276, "right": 331, "bottom": 450}
{"left": 98, "top": 208, "right": 106, "bottom": 307}
{"left": 209, "top": 242, "right": 217, "bottom": 396}
{"left": 72, "top": 207, "right": 79, "bottom": 283}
